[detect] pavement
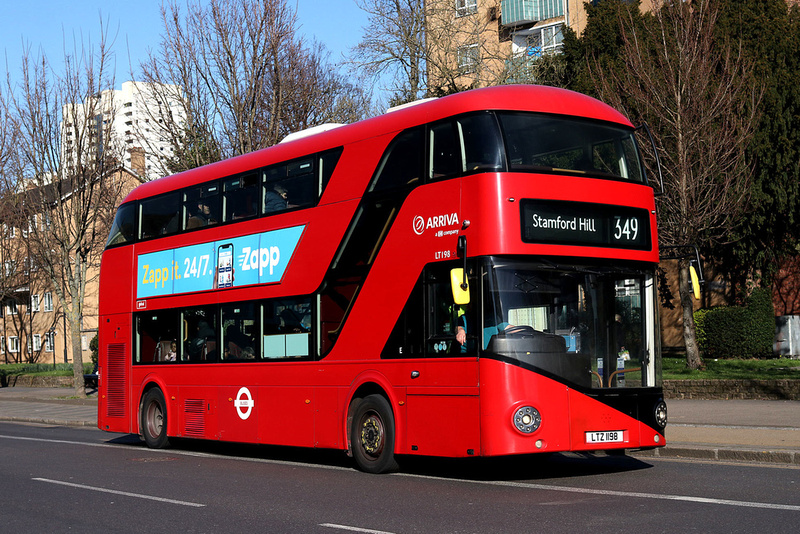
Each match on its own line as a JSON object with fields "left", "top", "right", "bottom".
{"left": 0, "top": 387, "right": 798, "bottom": 466}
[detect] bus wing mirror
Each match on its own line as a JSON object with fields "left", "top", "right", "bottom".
{"left": 451, "top": 268, "right": 470, "bottom": 305}
{"left": 689, "top": 264, "right": 701, "bottom": 300}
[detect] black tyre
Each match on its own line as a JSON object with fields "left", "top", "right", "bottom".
{"left": 140, "top": 388, "right": 170, "bottom": 449}
{"left": 350, "top": 394, "right": 398, "bottom": 474}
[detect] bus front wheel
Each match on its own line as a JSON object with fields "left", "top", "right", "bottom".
{"left": 140, "top": 388, "right": 170, "bottom": 449}
{"left": 350, "top": 394, "right": 398, "bottom": 474}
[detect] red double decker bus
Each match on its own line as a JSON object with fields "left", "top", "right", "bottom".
{"left": 98, "top": 85, "right": 667, "bottom": 473}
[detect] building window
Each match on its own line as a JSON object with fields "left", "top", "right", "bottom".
{"left": 43, "top": 292, "right": 53, "bottom": 312}
{"left": 30, "top": 294, "right": 40, "bottom": 313}
{"left": 6, "top": 300, "right": 18, "bottom": 315}
{"left": 457, "top": 43, "right": 480, "bottom": 74}
{"left": 456, "top": 0, "right": 478, "bottom": 17}
{"left": 45, "top": 332, "right": 55, "bottom": 352}
{"left": 0, "top": 336, "right": 4, "bottom": 353}
{"left": 8, "top": 337, "right": 19, "bottom": 353}
{"left": 32, "top": 334, "right": 42, "bottom": 352}
{"left": 517, "top": 23, "right": 565, "bottom": 58}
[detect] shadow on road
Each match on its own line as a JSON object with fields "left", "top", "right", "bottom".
{"left": 101, "top": 432, "right": 654, "bottom": 481}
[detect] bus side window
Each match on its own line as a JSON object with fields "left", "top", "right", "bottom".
{"left": 264, "top": 156, "right": 320, "bottom": 215}
{"left": 136, "top": 310, "right": 181, "bottom": 363}
{"left": 319, "top": 148, "right": 343, "bottom": 195}
{"left": 183, "top": 306, "right": 218, "bottom": 362}
{"left": 263, "top": 298, "right": 312, "bottom": 359}
{"left": 184, "top": 183, "right": 220, "bottom": 230}
{"left": 223, "top": 173, "right": 259, "bottom": 221}
{"left": 139, "top": 192, "right": 180, "bottom": 239}
{"left": 369, "top": 128, "right": 423, "bottom": 193}
{"left": 382, "top": 271, "right": 425, "bottom": 359}
{"left": 222, "top": 303, "right": 258, "bottom": 360}
{"left": 428, "top": 121, "right": 461, "bottom": 180}
{"left": 106, "top": 202, "right": 137, "bottom": 248}
{"left": 458, "top": 113, "right": 504, "bottom": 173}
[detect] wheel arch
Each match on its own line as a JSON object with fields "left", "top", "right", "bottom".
{"left": 343, "top": 371, "right": 403, "bottom": 456}
{"left": 137, "top": 375, "right": 172, "bottom": 437}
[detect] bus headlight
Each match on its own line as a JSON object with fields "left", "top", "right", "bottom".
{"left": 513, "top": 406, "right": 541, "bottom": 434}
{"left": 654, "top": 401, "right": 668, "bottom": 428}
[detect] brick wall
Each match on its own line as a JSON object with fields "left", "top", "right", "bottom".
{"left": 664, "top": 379, "right": 800, "bottom": 400}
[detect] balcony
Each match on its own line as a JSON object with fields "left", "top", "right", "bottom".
{"left": 501, "top": 0, "right": 565, "bottom": 26}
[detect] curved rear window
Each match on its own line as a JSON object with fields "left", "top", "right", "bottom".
{"left": 105, "top": 202, "right": 137, "bottom": 248}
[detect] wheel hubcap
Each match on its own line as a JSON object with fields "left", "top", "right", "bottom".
{"left": 147, "top": 403, "right": 163, "bottom": 437}
{"left": 360, "top": 413, "right": 384, "bottom": 457}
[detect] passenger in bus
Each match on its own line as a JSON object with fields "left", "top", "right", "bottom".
{"left": 265, "top": 184, "right": 289, "bottom": 212}
{"left": 167, "top": 342, "right": 177, "bottom": 362}
{"left": 225, "top": 324, "right": 253, "bottom": 358}
{"left": 187, "top": 200, "right": 216, "bottom": 228}
{"left": 187, "top": 321, "right": 216, "bottom": 361}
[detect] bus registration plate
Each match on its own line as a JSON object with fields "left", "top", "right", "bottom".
{"left": 585, "top": 431, "right": 624, "bottom": 444}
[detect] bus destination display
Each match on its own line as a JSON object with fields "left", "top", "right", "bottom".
{"left": 521, "top": 199, "right": 651, "bottom": 250}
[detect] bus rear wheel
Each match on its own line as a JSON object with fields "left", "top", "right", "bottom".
{"left": 140, "top": 388, "right": 170, "bottom": 449}
{"left": 350, "top": 394, "right": 398, "bottom": 474}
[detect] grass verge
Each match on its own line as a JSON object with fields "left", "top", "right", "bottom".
{"left": 663, "top": 356, "right": 800, "bottom": 380}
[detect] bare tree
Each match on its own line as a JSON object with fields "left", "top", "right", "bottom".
{"left": 138, "top": 0, "right": 371, "bottom": 174}
{"left": 590, "top": 0, "right": 761, "bottom": 369}
{"left": 351, "top": 0, "right": 427, "bottom": 102}
{"left": 2, "top": 24, "right": 131, "bottom": 393}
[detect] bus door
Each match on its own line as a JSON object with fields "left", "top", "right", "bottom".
{"left": 386, "top": 261, "right": 481, "bottom": 457}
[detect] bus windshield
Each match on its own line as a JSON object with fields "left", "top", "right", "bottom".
{"left": 480, "top": 258, "right": 659, "bottom": 390}
{"left": 498, "top": 112, "right": 645, "bottom": 183}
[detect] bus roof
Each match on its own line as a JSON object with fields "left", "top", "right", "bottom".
{"left": 123, "top": 85, "right": 632, "bottom": 203}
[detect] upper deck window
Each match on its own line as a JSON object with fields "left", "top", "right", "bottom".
{"left": 139, "top": 192, "right": 181, "bottom": 239}
{"left": 106, "top": 147, "right": 343, "bottom": 249}
{"left": 223, "top": 172, "right": 259, "bottom": 221}
{"left": 184, "top": 183, "right": 220, "bottom": 229}
{"left": 106, "top": 202, "right": 137, "bottom": 247}
{"left": 498, "top": 112, "right": 645, "bottom": 183}
{"left": 428, "top": 113, "right": 504, "bottom": 181}
{"left": 264, "top": 157, "right": 316, "bottom": 214}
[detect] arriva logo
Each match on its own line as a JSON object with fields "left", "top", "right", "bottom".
{"left": 413, "top": 212, "right": 460, "bottom": 235}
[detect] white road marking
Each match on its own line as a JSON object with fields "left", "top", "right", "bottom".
{"left": 320, "top": 524, "right": 396, "bottom": 534}
{"left": 4, "top": 433, "right": 799, "bottom": 512}
{"left": 399, "top": 473, "right": 800, "bottom": 512}
{"left": 33, "top": 478, "right": 205, "bottom": 507}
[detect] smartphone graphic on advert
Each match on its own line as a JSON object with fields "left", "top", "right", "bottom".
{"left": 217, "top": 244, "right": 233, "bottom": 288}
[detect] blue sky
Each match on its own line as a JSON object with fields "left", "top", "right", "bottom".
{"left": 1, "top": 0, "right": 368, "bottom": 87}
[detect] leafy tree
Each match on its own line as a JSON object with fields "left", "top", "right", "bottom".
{"left": 714, "top": 0, "right": 800, "bottom": 290}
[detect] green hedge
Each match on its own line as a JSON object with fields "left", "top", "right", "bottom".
{"left": 694, "top": 288, "right": 775, "bottom": 359}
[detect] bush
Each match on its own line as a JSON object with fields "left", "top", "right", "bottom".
{"left": 694, "top": 287, "right": 775, "bottom": 359}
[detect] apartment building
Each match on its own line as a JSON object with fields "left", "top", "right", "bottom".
{"left": 427, "top": 0, "right": 582, "bottom": 90}
{"left": 61, "top": 81, "right": 185, "bottom": 181}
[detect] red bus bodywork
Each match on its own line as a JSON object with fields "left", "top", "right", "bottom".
{"left": 98, "top": 86, "right": 665, "bottom": 470}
